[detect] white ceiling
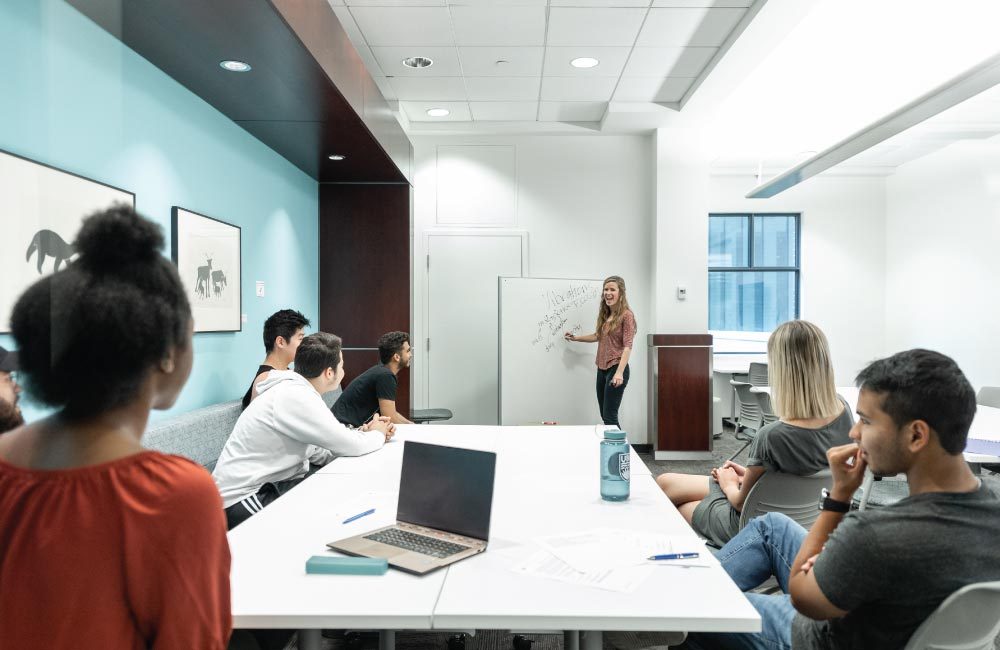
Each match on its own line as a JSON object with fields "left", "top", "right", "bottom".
{"left": 327, "top": 0, "right": 761, "bottom": 126}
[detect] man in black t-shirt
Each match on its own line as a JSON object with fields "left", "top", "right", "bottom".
{"left": 241, "top": 309, "right": 309, "bottom": 410}
{"left": 682, "top": 349, "right": 1000, "bottom": 650}
{"left": 332, "top": 331, "right": 413, "bottom": 426}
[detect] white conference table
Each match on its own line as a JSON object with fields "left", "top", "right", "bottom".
{"left": 749, "top": 386, "right": 1000, "bottom": 462}
{"left": 228, "top": 424, "right": 758, "bottom": 649}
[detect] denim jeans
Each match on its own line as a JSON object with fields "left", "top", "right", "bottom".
{"left": 596, "top": 363, "right": 629, "bottom": 426}
{"left": 684, "top": 513, "right": 808, "bottom": 650}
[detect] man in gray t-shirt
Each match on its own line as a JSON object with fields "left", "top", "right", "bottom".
{"left": 683, "top": 349, "right": 1000, "bottom": 650}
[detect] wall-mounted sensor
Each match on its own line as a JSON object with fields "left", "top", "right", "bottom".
{"left": 676, "top": 286, "right": 687, "bottom": 301}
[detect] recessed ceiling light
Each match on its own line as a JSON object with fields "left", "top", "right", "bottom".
{"left": 402, "top": 56, "right": 433, "bottom": 69}
{"left": 328, "top": 154, "right": 346, "bottom": 161}
{"left": 219, "top": 60, "right": 252, "bottom": 72}
{"left": 570, "top": 57, "right": 599, "bottom": 69}
{"left": 426, "top": 108, "right": 450, "bottom": 117}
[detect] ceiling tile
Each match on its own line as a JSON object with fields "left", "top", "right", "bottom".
{"left": 401, "top": 101, "right": 472, "bottom": 121}
{"left": 623, "top": 46, "right": 717, "bottom": 77}
{"left": 332, "top": 7, "right": 386, "bottom": 76}
{"left": 350, "top": 7, "right": 455, "bottom": 46}
{"left": 450, "top": 6, "right": 546, "bottom": 46}
{"left": 470, "top": 101, "right": 538, "bottom": 120}
{"left": 546, "top": 8, "right": 648, "bottom": 47}
{"left": 389, "top": 76, "right": 468, "bottom": 100}
{"left": 465, "top": 77, "right": 540, "bottom": 101}
{"left": 613, "top": 76, "right": 693, "bottom": 102}
{"left": 538, "top": 101, "right": 607, "bottom": 121}
{"left": 541, "top": 76, "right": 618, "bottom": 101}
{"left": 550, "top": 0, "right": 649, "bottom": 5}
{"left": 542, "top": 46, "right": 631, "bottom": 77}
{"left": 459, "top": 47, "right": 544, "bottom": 76}
{"left": 346, "top": 0, "right": 445, "bottom": 5}
{"left": 651, "top": 0, "right": 751, "bottom": 6}
{"left": 636, "top": 7, "right": 746, "bottom": 47}
{"left": 372, "top": 46, "right": 463, "bottom": 76}
{"left": 450, "top": 0, "right": 545, "bottom": 5}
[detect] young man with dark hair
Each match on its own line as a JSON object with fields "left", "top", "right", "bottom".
{"left": 241, "top": 309, "right": 310, "bottom": 410}
{"left": 681, "top": 349, "right": 1000, "bottom": 650}
{"left": 0, "top": 345, "right": 24, "bottom": 433}
{"left": 215, "top": 332, "right": 395, "bottom": 529}
{"left": 332, "top": 330, "right": 414, "bottom": 426}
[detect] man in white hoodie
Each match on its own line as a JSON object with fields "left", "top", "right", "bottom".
{"left": 214, "top": 332, "right": 395, "bottom": 529}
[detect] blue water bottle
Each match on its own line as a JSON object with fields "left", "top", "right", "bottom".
{"left": 600, "top": 429, "right": 630, "bottom": 501}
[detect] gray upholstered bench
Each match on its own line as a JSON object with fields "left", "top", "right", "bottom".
{"left": 143, "top": 400, "right": 242, "bottom": 472}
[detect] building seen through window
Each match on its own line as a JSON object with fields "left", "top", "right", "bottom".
{"left": 708, "top": 213, "right": 800, "bottom": 332}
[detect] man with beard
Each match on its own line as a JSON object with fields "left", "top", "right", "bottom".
{"left": 0, "top": 346, "right": 23, "bottom": 433}
{"left": 332, "top": 331, "right": 413, "bottom": 426}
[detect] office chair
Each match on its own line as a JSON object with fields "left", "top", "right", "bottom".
{"left": 748, "top": 362, "right": 769, "bottom": 387}
{"left": 738, "top": 470, "right": 833, "bottom": 531}
{"left": 903, "top": 580, "right": 1000, "bottom": 650}
{"left": 728, "top": 380, "right": 762, "bottom": 461}
{"left": 756, "top": 391, "right": 780, "bottom": 427}
{"left": 976, "top": 387, "right": 1000, "bottom": 474}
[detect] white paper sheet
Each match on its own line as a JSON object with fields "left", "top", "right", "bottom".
{"left": 511, "top": 546, "right": 651, "bottom": 593}
{"left": 536, "top": 528, "right": 711, "bottom": 573}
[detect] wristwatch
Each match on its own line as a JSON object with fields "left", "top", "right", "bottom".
{"left": 818, "top": 487, "right": 850, "bottom": 513}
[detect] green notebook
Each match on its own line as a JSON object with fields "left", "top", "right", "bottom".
{"left": 305, "top": 556, "right": 388, "bottom": 575}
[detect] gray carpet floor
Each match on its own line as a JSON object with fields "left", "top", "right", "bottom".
{"left": 284, "top": 425, "right": 1000, "bottom": 650}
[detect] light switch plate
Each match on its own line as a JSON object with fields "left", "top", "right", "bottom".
{"left": 255, "top": 281, "right": 265, "bottom": 298}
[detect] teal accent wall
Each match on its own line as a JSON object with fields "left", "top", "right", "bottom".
{"left": 0, "top": 0, "right": 319, "bottom": 423}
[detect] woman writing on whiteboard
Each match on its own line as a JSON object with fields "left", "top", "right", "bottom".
{"left": 564, "top": 276, "right": 636, "bottom": 428}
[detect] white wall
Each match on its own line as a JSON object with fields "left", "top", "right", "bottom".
{"left": 885, "top": 137, "right": 1000, "bottom": 391}
{"left": 710, "top": 174, "right": 888, "bottom": 385}
{"left": 411, "top": 135, "right": 654, "bottom": 442}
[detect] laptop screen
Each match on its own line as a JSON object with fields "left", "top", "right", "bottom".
{"left": 397, "top": 441, "right": 496, "bottom": 541}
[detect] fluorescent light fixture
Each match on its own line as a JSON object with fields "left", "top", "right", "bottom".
{"left": 219, "top": 60, "right": 251, "bottom": 72}
{"left": 328, "top": 154, "right": 346, "bottom": 161}
{"left": 570, "top": 57, "right": 599, "bottom": 69}
{"left": 426, "top": 108, "right": 450, "bottom": 117}
{"left": 402, "top": 56, "right": 433, "bottom": 69}
{"left": 747, "top": 51, "right": 1000, "bottom": 198}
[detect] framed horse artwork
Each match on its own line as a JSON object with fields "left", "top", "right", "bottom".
{"left": 0, "top": 149, "right": 135, "bottom": 332}
{"left": 171, "top": 207, "right": 242, "bottom": 333}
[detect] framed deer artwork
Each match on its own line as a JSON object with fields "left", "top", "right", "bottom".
{"left": 171, "top": 207, "right": 242, "bottom": 333}
{"left": 0, "top": 149, "right": 135, "bottom": 332}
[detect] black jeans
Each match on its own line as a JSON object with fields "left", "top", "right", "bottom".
{"left": 224, "top": 474, "right": 310, "bottom": 530}
{"left": 596, "top": 363, "right": 629, "bottom": 427}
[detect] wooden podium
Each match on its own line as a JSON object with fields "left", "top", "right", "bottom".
{"left": 647, "top": 334, "right": 714, "bottom": 460}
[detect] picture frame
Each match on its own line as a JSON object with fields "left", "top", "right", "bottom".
{"left": 171, "top": 207, "right": 242, "bottom": 333}
{"left": 0, "top": 148, "right": 135, "bottom": 332}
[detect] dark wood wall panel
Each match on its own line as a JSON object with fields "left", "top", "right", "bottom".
{"left": 341, "top": 349, "right": 410, "bottom": 417}
{"left": 320, "top": 182, "right": 411, "bottom": 416}
{"left": 650, "top": 334, "right": 713, "bottom": 452}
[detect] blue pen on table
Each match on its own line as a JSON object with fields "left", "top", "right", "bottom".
{"left": 342, "top": 508, "right": 375, "bottom": 524}
{"left": 647, "top": 552, "right": 700, "bottom": 561}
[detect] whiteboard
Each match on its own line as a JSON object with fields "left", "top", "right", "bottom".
{"left": 499, "top": 277, "right": 605, "bottom": 426}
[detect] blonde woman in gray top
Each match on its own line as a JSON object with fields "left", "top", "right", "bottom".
{"left": 656, "top": 320, "right": 854, "bottom": 547}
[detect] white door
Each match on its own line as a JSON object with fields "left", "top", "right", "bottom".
{"left": 427, "top": 233, "right": 525, "bottom": 425}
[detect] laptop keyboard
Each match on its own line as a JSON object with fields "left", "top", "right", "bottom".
{"left": 364, "top": 528, "right": 471, "bottom": 559}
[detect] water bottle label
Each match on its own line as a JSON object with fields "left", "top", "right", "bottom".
{"left": 606, "top": 452, "right": 630, "bottom": 481}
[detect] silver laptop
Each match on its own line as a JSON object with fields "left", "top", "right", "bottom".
{"left": 328, "top": 441, "right": 497, "bottom": 575}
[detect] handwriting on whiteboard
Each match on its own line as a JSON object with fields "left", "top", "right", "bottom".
{"left": 530, "top": 283, "right": 600, "bottom": 352}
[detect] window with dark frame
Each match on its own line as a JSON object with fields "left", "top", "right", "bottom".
{"left": 708, "top": 213, "right": 800, "bottom": 332}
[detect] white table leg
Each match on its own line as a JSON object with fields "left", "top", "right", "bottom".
{"left": 298, "top": 629, "right": 322, "bottom": 650}
{"left": 582, "top": 630, "right": 602, "bottom": 650}
{"left": 380, "top": 630, "right": 396, "bottom": 650}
